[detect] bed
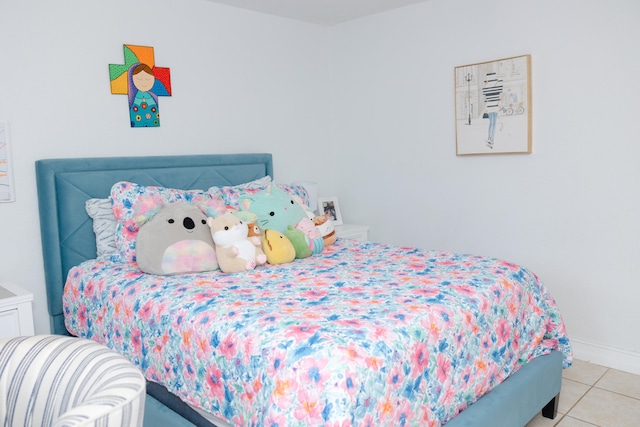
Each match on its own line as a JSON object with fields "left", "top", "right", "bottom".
{"left": 36, "top": 153, "right": 571, "bottom": 427}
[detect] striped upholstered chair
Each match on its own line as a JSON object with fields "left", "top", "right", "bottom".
{"left": 0, "top": 335, "right": 146, "bottom": 427}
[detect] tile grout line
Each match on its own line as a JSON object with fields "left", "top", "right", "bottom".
{"left": 551, "top": 412, "right": 566, "bottom": 426}
{"left": 562, "top": 367, "right": 611, "bottom": 427}
{"left": 592, "top": 383, "right": 640, "bottom": 402}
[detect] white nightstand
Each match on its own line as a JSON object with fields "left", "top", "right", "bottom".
{"left": 0, "top": 282, "right": 35, "bottom": 339}
{"left": 335, "top": 224, "right": 369, "bottom": 242}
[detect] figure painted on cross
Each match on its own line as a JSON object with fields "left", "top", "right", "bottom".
{"left": 109, "top": 45, "right": 172, "bottom": 128}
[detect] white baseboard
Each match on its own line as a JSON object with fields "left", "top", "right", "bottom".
{"left": 571, "top": 338, "right": 640, "bottom": 375}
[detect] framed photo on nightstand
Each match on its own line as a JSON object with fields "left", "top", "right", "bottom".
{"left": 317, "top": 196, "right": 343, "bottom": 225}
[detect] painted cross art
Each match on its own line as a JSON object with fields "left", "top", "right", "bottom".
{"left": 109, "top": 44, "right": 172, "bottom": 127}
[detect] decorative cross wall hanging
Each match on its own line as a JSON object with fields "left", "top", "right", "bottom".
{"left": 109, "top": 44, "right": 172, "bottom": 127}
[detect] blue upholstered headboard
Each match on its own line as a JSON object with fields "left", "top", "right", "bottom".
{"left": 36, "top": 153, "right": 273, "bottom": 335}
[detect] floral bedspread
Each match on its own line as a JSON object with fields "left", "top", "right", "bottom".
{"left": 64, "top": 239, "right": 571, "bottom": 427}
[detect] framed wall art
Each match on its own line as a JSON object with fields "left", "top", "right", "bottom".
{"left": 454, "top": 54, "right": 532, "bottom": 155}
{"left": 0, "top": 122, "right": 15, "bottom": 202}
{"left": 109, "top": 44, "right": 172, "bottom": 128}
{"left": 317, "top": 196, "right": 343, "bottom": 225}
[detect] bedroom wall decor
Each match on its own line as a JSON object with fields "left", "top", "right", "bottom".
{"left": 318, "top": 196, "right": 343, "bottom": 225}
{"left": 108, "top": 44, "right": 172, "bottom": 128}
{"left": 454, "top": 54, "right": 532, "bottom": 155}
{"left": 0, "top": 122, "right": 15, "bottom": 202}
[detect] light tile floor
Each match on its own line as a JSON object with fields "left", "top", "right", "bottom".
{"left": 526, "top": 359, "right": 640, "bottom": 426}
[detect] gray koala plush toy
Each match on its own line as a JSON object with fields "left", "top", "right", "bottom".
{"left": 136, "top": 202, "right": 218, "bottom": 275}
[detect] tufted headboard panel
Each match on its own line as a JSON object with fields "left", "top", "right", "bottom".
{"left": 36, "top": 153, "right": 273, "bottom": 335}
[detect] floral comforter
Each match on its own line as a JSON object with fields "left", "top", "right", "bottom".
{"left": 64, "top": 239, "right": 571, "bottom": 427}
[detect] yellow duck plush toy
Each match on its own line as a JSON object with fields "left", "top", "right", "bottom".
{"left": 261, "top": 229, "right": 295, "bottom": 265}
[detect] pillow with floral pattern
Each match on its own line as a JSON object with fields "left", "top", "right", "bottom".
{"left": 110, "top": 181, "right": 226, "bottom": 264}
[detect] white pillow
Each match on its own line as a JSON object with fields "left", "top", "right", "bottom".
{"left": 85, "top": 198, "right": 117, "bottom": 260}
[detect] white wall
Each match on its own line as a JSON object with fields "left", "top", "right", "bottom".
{"left": 0, "top": 0, "right": 331, "bottom": 335}
{"left": 330, "top": 0, "right": 640, "bottom": 373}
{"left": 2, "top": 0, "right": 639, "bottom": 374}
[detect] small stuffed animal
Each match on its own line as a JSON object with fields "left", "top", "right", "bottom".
{"left": 208, "top": 212, "right": 267, "bottom": 273}
{"left": 295, "top": 217, "right": 324, "bottom": 254}
{"left": 285, "top": 225, "right": 312, "bottom": 259}
{"left": 313, "top": 214, "right": 337, "bottom": 246}
{"left": 262, "top": 229, "right": 295, "bottom": 264}
{"left": 247, "top": 222, "right": 262, "bottom": 238}
{"left": 234, "top": 211, "right": 263, "bottom": 239}
{"left": 136, "top": 203, "right": 218, "bottom": 275}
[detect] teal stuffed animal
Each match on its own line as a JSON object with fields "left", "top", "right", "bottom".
{"left": 239, "top": 185, "right": 307, "bottom": 233}
{"left": 239, "top": 185, "right": 324, "bottom": 254}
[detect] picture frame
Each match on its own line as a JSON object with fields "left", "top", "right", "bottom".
{"left": 454, "top": 54, "right": 532, "bottom": 155}
{"left": 0, "top": 121, "right": 15, "bottom": 203}
{"left": 317, "top": 196, "right": 343, "bottom": 225}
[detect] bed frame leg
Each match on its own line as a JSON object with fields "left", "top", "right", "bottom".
{"left": 542, "top": 393, "right": 559, "bottom": 419}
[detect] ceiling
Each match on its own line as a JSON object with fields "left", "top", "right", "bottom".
{"left": 206, "top": 0, "right": 430, "bottom": 26}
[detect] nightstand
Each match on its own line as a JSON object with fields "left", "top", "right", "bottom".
{"left": 0, "top": 282, "right": 35, "bottom": 339}
{"left": 335, "top": 224, "right": 369, "bottom": 242}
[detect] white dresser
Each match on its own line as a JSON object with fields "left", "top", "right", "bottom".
{"left": 0, "top": 282, "right": 35, "bottom": 338}
{"left": 335, "top": 224, "right": 369, "bottom": 242}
